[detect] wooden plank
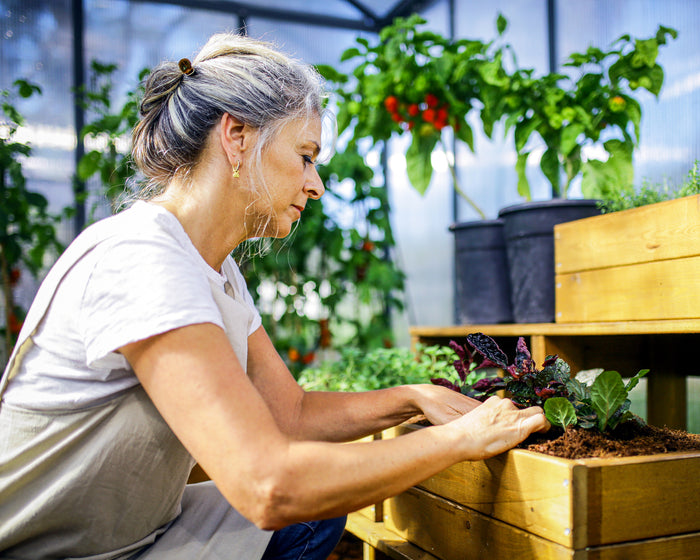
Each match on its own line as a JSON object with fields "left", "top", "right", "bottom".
{"left": 385, "top": 425, "right": 577, "bottom": 548}
{"left": 416, "top": 449, "right": 576, "bottom": 547}
{"left": 346, "top": 513, "right": 439, "bottom": 560}
{"left": 582, "top": 452, "right": 700, "bottom": 546}
{"left": 384, "top": 486, "right": 575, "bottom": 560}
{"left": 555, "top": 256, "right": 700, "bottom": 322}
{"left": 384, "top": 486, "right": 700, "bottom": 560}
{"left": 410, "top": 320, "right": 700, "bottom": 338}
{"left": 586, "top": 532, "right": 700, "bottom": 560}
{"left": 647, "top": 337, "right": 688, "bottom": 429}
{"left": 386, "top": 425, "right": 700, "bottom": 547}
{"left": 554, "top": 195, "right": 700, "bottom": 274}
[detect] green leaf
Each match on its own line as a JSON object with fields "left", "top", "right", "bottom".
{"left": 625, "top": 369, "right": 649, "bottom": 393}
{"left": 315, "top": 64, "right": 347, "bottom": 83}
{"left": 560, "top": 124, "right": 584, "bottom": 157}
{"left": 77, "top": 150, "right": 103, "bottom": 181}
{"left": 405, "top": 134, "right": 438, "bottom": 195}
{"left": 581, "top": 139, "right": 634, "bottom": 199}
{"left": 496, "top": 13, "right": 508, "bottom": 35}
{"left": 340, "top": 47, "right": 362, "bottom": 62}
{"left": 540, "top": 147, "right": 561, "bottom": 195}
{"left": 590, "top": 370, "right": 627, "bottom": 432}
{"left": 455, "top": 122, "right": 475, "bottom": 152}
{"left": 544, "top": 397, "right": 578, "bottom": 429}
{"left": 14, "top": 79, "right": 41, "bottom": 98}
{"left": 516, "top": 152, "right": 531, "bottom": 200}
{"left": 631, "top": 38, "right": 658, "bottom": 69}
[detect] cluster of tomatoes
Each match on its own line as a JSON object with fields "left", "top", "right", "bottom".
{"left": 383, "top": 93, "right": 452, "bottom": 132}
{"left": 286, "top": 319, "right": 333, "bottom": 366}
{"left": 287, "top": 348, "right": 316, "bottom": 365}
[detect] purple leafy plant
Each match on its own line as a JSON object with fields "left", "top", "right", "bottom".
{"left": 430, "top": 333, "right": 649, "bottom": 432}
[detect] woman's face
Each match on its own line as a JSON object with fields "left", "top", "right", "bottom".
{"left": 249, "top": 115, "right": 325, "bottom": 239}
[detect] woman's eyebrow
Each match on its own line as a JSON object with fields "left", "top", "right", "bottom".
{"left": 302, "top": 140, "right": 321, "bottom": 157}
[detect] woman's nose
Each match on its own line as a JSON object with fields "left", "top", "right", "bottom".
{"left": 304, "top": 168, "right": 325, "bottom": 200}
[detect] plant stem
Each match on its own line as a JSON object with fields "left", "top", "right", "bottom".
{"left": 441, "top": 140, "right": 486, "bottom": 220}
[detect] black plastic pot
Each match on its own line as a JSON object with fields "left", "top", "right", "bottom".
{"left": 498, "top": 199, "right": 601, "bottom": 323}
{"left": 450, "top": 219, "right": 513, "bottom": 325}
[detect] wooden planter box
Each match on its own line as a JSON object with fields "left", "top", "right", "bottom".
{"left": 554, "top": 194, "right": 700, "bottom": 323}
{"left": 382, "top": 424, "right": 700, "bottom": 559}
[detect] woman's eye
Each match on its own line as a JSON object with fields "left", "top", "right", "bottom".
{"left": 302, "top": 155, "right": 315, "bottom": 166}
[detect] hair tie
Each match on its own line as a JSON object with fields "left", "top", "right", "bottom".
{"left": 178, "top": 58, "right": 194, "bottom": 76}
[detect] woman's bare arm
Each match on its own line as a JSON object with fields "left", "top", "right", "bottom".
{"left": 121, "top": 322, "right": 548, "bottom": 531}
{"left": 246, "top": 326, "right": 482, "bottom": 442}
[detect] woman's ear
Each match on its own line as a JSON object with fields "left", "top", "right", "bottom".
{"left": 219, "top": 113, "right": 253, "bottom": 165}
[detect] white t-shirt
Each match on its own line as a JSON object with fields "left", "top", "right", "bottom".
{"left": 3, "top": 201, "right": 262, "bottom": 410}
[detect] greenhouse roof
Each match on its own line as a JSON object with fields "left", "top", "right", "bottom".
{"left": 131, "top": 0, "right": 439, "bottom": 31}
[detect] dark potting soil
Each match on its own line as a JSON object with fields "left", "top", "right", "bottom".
{"left": 522, "top": 421, "right": 700, "bottom": 459}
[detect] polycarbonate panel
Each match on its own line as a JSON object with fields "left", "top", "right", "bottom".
{"left": 557, "top": 0, "right": 700, "bottom": 193}
{"left": 0, "top": 0, "right": 75, "bottom": 224}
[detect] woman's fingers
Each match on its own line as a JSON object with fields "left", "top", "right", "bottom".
{"left": 452, "top": 395, "right": 550, "bottom": 460}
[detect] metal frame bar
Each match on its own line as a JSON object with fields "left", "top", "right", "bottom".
{"left": 129, "top": 0, "right": 378, "bottom": 31}
{"left": 126, "top": 0, "right": 440, "bottom": 32}
{"left": 72, "top": 0, "right": 86, "bottom": 233}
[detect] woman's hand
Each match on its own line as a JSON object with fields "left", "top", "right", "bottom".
{"left": 404, "top": 383, "right": 483, "bottom": 425}
{"left": 450, "top": 395, "right": 550, "bottom": 461}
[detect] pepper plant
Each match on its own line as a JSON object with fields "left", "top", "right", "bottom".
{"left": 318, "top": 14, "right": 513, "bottom": 218}
{"left": 505, "top": 25, "right": 678, "bottom": 200}
{"left": 1, "top": 80, "right": 66, "bottom": 362}
{"left": 432, "top": 333, "right": 648, "bottom": 433}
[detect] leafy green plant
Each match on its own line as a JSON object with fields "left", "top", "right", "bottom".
{"left": 240, "top": 147, "right": 405, "bottom": 376}
{"left": 319, "top": 14, "right": 513, "bottom": 218}
{"left": 505, "top": 25, "right": 677, "bottom": 200}
{"left": 598, "top": 160, "right": 700, "bottom": 213}
{"left": 1, "top": 80, "right": 66, "bottom": 362}
{"left": 433, "top": 333, "right": 648, "bottom": 433}
{"left": 298, "top": 343, "right": 468, "bottom": 392}
{"left": 76, "top": 61, "right": 147, "bottom": 216}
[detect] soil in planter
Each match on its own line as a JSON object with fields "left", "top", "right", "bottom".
{"left": 522, "top": 421, "right": 700, "bottom": 459}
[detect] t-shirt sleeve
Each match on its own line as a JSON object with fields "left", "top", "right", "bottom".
{"left": 81, "top": 236, "right": 225, "bottom": 367}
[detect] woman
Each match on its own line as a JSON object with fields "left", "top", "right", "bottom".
{"left": 0, "top": 33, "right": 548, "bottom": 559}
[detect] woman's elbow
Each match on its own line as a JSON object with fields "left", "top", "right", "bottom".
{"left": 220, "top": 473, "right": 298, "bottom": 531}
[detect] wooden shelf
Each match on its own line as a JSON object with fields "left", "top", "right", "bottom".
{"left": 410, "top": 318, "right": 700, "bottom": 338}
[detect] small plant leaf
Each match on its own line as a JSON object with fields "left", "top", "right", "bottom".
{"left": 625, "top": 369, "right": 649, "bottom": 392}
{"left": 590, "top": 370, "right": 627, "bottom": 432}
{"left": 465, "top": 332, "right": 508, "bottom": 369}
{"left": 544, "top": 397, "right": 578, "bottom": 429}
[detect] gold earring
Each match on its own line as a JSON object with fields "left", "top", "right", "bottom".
{"left": 232, "top": 161, "right": 240, "bottom": 179}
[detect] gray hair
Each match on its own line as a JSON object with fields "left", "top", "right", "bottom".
{"left": 131, "top": 32, "right": 327, "bottom": 197}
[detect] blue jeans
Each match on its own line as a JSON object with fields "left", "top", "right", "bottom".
{"left": 261, "top": 516, "right": 347, "bottom": 560}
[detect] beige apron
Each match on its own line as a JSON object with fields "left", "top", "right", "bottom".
{"left": 0, "top": 218, "right": 270, "bottom": 559}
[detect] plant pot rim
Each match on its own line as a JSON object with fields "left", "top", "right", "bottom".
{"left": 449, "top": 218, "right": 503, "bottom": 232}
{"left": 499, "top": 198, "right": 600, "bottom": 217}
